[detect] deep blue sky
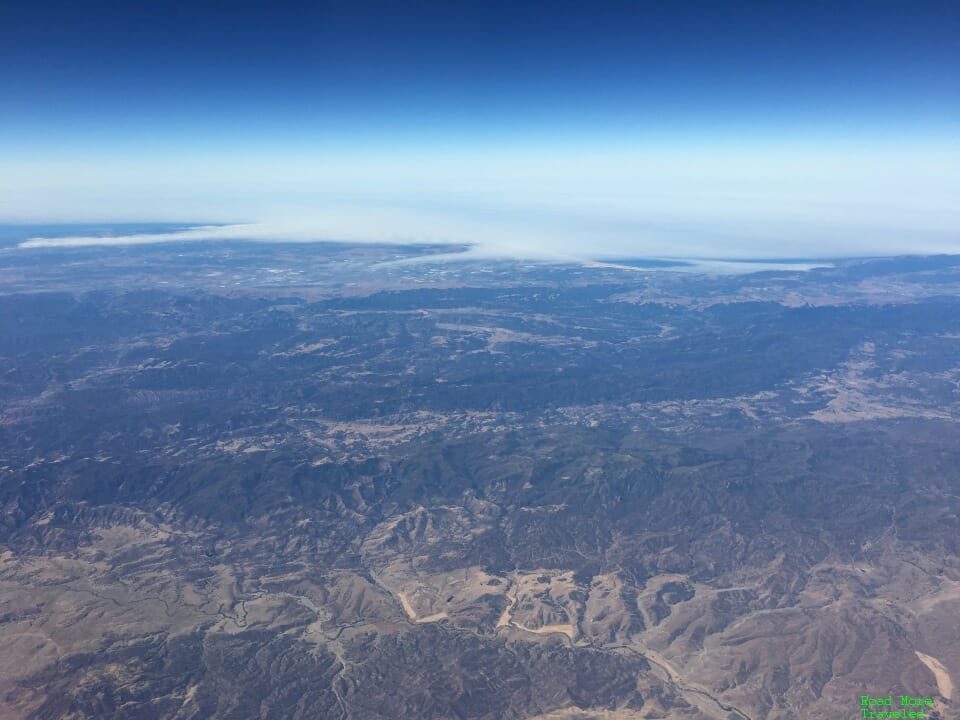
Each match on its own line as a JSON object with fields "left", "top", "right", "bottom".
{"left": 2, "top": 1, "right": 958, "bottom": 258}
{"left": 3, "top": 0, "right": 958, "bottom": 145}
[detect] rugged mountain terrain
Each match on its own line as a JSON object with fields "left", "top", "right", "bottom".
{"left": 0, "top": 232, "right": 958, "bottom": 719}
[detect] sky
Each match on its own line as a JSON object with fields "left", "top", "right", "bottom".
{"left": 2, "top": 0, "right": 959, "bottom": 259}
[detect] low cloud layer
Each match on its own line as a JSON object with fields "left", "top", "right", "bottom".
{"left": 16, "top": 206, "right": 960, "bottom": 262}
{"left": 8, "top": 140, "right": 960, "bottom": 260}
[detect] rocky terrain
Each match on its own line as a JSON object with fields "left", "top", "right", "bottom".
{"left": 0, "top": 229, "right": 958, "bottom": 719}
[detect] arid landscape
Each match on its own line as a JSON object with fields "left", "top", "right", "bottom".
{"left": 1, "top": 233, "right": 958, "bottom": 719}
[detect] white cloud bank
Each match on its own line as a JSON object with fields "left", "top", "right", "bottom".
{"left": 18, "top": 225, "right": 253, "bottom": 248}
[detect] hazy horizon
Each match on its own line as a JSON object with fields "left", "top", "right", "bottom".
{"left": 2, "top": 1, "right": 958, "bottom": 259}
